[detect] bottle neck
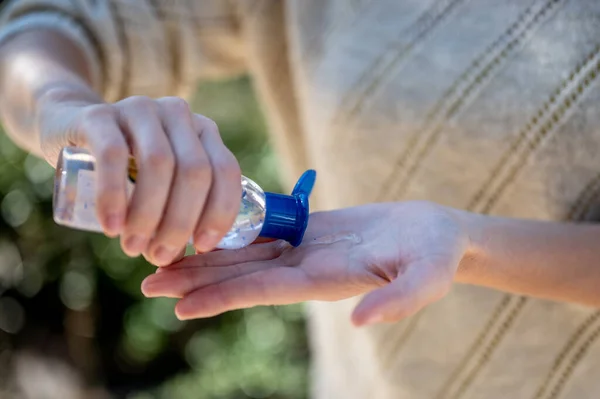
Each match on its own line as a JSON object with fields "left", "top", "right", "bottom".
{"left": 258, "top": 192, "right": 309, "bottom": 247}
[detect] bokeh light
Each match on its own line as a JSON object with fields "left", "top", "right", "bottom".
{"left": 59, "top": 270, "right": 94, "bottom": 311}
{"left": 0, "top": 296, "right": 25, "bottom": 334}
{"left": 0, "top": 77, "right": 309, "bottom": 398}
{"left": 1, "top": 189, "right": 32, "bottom": 227}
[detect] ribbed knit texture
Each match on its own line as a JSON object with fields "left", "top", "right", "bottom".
{"left": 2, "top": 1, "right": 600, "bottom": 398}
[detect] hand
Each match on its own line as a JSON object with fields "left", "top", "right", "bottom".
{"left": 141, "top": 201, "right": 471, "bottom": 326}
{"left": 37, "top": 93, "right": 241, "bottom": 265}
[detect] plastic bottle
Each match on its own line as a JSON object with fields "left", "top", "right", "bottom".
{"left": 52, "top": 147, "right": 316, "bottom": 250}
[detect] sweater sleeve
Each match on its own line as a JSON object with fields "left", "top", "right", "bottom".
{"left": 0, "top": 0, "right": 247, "bottom": 102}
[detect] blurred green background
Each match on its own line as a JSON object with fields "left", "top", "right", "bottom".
{"left": 0, "top": 77, "right": 310, "bottom": 398}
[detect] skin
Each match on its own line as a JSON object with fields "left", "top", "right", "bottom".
{"left": 0, "top": 30, "right": 242, "bottom": 266}
{"left": 1, "top": 30, "right": 600, "bottom": 326}
{"left": 142, "top": 202, "right": 600, "bottom": 326}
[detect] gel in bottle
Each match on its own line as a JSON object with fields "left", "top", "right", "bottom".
{"left": 53, "top": 147, "right": 316, "bottom": 250}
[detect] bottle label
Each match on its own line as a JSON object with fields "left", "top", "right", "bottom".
{"left": 72, "top": 169, "right": 133, "bottom": 232}
{"left": 72, "top": 169, "right": 102, "bottom": 231}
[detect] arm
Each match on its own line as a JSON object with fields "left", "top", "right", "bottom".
{"left": 0, "top": 29, "right": 101, "bottom": 157}
{"left": 458, "top": 212, "right": 600, "bottom": 308}
{"left": 0, "top": 1, "right": 246, "bottom": 264}
{"left": 140, "top": 202, "right": 600, "bottom": 324}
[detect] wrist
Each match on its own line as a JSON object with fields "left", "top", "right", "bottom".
{"left": 452, "top": 208, "right": 489, "bottom": 285}
{"left": 35, "top": 80, "right": 103, "bottom": 109}
{"left": 33, "top": 81, "right": 104, "bottom": 162}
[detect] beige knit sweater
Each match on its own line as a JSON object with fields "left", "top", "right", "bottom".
{"left": 2, "top": 1, "right": 600, "bottom": 398}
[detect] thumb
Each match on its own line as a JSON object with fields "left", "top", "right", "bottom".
{"left": 351, "top": 261, "right": 452, "bottom": 327}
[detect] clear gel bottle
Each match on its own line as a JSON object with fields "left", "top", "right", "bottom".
{"left": 53, "top": 147, "right": 316, "bottom": 250}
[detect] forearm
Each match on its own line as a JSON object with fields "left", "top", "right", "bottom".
{"left": 457, "top": 210, "right": 600, "bottom": 307}
{"left": 0, "top": 29, "right": 101, "bottom": 157}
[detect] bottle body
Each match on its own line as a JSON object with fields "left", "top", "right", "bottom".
{"left": 53, "top": 147, "right": 266, "bottom": 250}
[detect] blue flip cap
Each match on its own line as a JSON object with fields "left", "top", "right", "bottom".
{"left": 259, "top": 170, "right": 316, "bottom": 247}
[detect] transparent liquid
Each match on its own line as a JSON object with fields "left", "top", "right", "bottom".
{"left": 53, "top": 147, "right": 266, "bottom": 250}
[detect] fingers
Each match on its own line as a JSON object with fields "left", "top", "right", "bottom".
{"left": 173, "top": 267, "right": 312, "bottom": 320}
{"left": 168, "top": 240, "right": 288, "bottom": 269}
{"left": 116, "top": 96, "right": 175, "bottom": 259}
{"left": 141, "top": 260, "right": 275, "bottom": 298}
{"left": 142, "top": 241, "right": 288, "bottom": 297}
{"left": 111, "top": 96, "right": 241, "bottom": 266}
{"left": 351, "top": 262, "right": 452, "bottom": 327}
{"left": 192, "top": 115, "right": 242, "bottom": 252}
{"left": 81, "top": 105, "right": 129, "bottom": 237}
{"left": 72, "top": 95, "right": 241, "bottom": 266}
{"left": 143, "top": 98, "right": 212, "bottom": 265}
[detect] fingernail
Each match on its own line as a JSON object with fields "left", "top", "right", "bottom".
{"left": 153, "top": 245, "right": 178, "bottom": 265}
{"left": 124, "top": 235, "right": 148, "bottom": 255}
{"left": 195, "top": 230, "right": 220, "bottom": 252}
{"left": 104, "top": 214, "right": 123, "bottom": 236}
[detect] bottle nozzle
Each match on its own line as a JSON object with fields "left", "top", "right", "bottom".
{"left": 259, "top": 170, "right": 316, "bottom": 247}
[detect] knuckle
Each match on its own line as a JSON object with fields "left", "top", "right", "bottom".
{"left": 195, "top": 114, "right": 219, "bottom": 134}
{"left": 81, "top": 103, "right": 115, "bottom": 122}
{"left": 204, "top": 118, "right": 219, "bottom": 132}
{"left": 96, "top": 142, "right": 128, "bottom": 164}
{"left": 213, "top": 156, "right": 241, "bottom": 180}
{"left": 160, "top": 97, "right": 191, "bottom": 115}
{"left": 179, "top": 158, "right": 212, "bottom": 182}
{"left": 123, "top": 95, "right": 156, "bottom": 112}
{"left": 143, "top": 149, "right": 174, "bottom": 172}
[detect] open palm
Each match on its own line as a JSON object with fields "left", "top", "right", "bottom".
{"left": 141, "top": 201, "right": 470, "bottom": 325}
